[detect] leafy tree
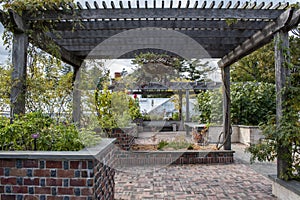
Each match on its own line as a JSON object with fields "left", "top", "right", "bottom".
{"left": 26, "top": 45, "right": 74, "bottom": 121}
{"left": 231, "top": 36, "right": 300, "bottom": 84}
{"left": 196, "top": 82, "right": 276, "bottom": 125}
{"left": 231, "top": 82, "right": 276, "bottom": 125}
{"left": 94, "top": 82, "right": 142, "bottom": 134}
{"left": 231, "top": 42, "right": 275, "bottom": 83}
{"left": 180, "top": 59, "right": 215, "bottom": 82}
{"left": 130, "top": 52, "right": 182, "bottom": 85}
{"left": 196, "top": 88, "right": 222, "bottom": 124}
{"left": 0, "top": 62, "right": 12, "bottom": 113}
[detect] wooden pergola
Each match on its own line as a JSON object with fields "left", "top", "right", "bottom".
{"left": 0, "top": 0, "right": 300, "bottom": 178}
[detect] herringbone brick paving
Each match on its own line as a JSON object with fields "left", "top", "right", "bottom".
{"left": 115, "top": 144, "right": 276, "bottom": 200}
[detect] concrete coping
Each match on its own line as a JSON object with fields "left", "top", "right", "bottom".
{"left": 269, "top": 174, "right": 300, "bottom": 196}
{"left": 0, "top": 138, "right": 116, "bottom": 160}
{"left": 208, "top": 125, "right": 260, "bottom": 128}
{"left": 127, "top": 150, "right": 235, "bottom": 154}
{"left": 235, "top": 125, "right": 260, "bottom": 128}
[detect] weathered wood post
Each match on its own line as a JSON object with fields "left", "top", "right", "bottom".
{"left": 10, "top": 32, "right": 28, "bottom": 118}
{"left": 72, "top": 66, "right": 81, "bottom": 126}
{"left": 222, "top": 66, "right": 231, "bottom": 150}
{"left": 185, "top": 89, "right": 190, "bottom": 122}
{"left": 274, "top": 30, "right": 292, "bottom": 179}
{"left": 179, "top": 89, "right": 184, "bottom": 131}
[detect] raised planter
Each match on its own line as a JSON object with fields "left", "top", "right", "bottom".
{"left": 115, "top": 149, "right": 235, "bottom": 167}
{"left": 109, "top": 127, "right": 136, "bottom": 150}
{"left": 142, "top": 120, "right": 181, "bottom": 132}
{"left": 208, "top": 125, "right": 264, "bottom": 145}
{"left": 269, "top": 175, "right": 300, "bottom": 200}
{"left": 0, "top": 139, "right": 116, "bottom": 200}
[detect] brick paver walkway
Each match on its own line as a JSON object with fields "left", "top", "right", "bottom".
{"left": 115, "top": 163, "right": 275, "bottom": 200}
{"left": 115, "top": 143, "right": 277, "bottom": 200}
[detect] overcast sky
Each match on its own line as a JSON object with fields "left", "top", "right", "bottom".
{"left": 0, "top": 24, "right": 9, "bottom": 65}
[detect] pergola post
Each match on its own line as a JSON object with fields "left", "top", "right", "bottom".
{"left": 10, "top": 32, "right": 28, "bottom": 118}
{"left": 274, "top": 30, "right": 292, "bottom": 179}
{"left": 222, "top": 66, "right": 231, "bottom": 150}
{"left": 185, "top": 89, "right": 190, "bottom": 122}
{"left": 179, "top": 90, "right": 184, "bottom": 131}
{"left": 72, "top": 67, "right": 81, "bottom": 126}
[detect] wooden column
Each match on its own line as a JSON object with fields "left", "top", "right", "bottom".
{"left": 275, "top": 30, "right": 292, "bottom": 179}
{"left": 10, "top": 33, "right": 28, "bottom": 118}
{"left": 72, "top": 67, "right": 81, "bottom": 126}
{"left": 222, "top": 65, "right": 231, "bottom": 150}
{"left": 179, "top": 90, "right": 184, "bottom": 131}
{"left": 185, "top": 89, "right": 190, "bottom": 122}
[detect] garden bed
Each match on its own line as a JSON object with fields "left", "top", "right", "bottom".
{"left": 130, "top": 143, "right": 219, "bottom": 151}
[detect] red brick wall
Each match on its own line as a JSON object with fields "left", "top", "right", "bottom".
{"left": 0, "top": 140, "right": 116, "bottom": 200}
{"left": 110, "top": 128, "right": 135, "bottom": 151}
{"left": 115, "top": 150, "right": 234, "bottom": 167}
{"left": 0, "top": 159, "right": 114, "bottom": 200}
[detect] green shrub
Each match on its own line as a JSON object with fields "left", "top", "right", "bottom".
{"left": 0, "top": 112, "right": 100, "bottom": 151}
{"left": 196, "top": 82, "right": 276, "bottom": 125}
{"left": 157, "top": 140, "right": 169, "bottom": 150}
{"left": 231, "top": 82, "right": 276, "bottom": 125}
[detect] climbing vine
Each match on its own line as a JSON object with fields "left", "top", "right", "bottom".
{"left": 247, "top": 36, "right": 300, "bottom": 181}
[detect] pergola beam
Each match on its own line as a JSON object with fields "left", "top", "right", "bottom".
{"left": 55, "top": 36, "right": 244, "bottom": 47}
{"left": 53, "top": 20, "right": 270, "bottom": 31}
{"left": 27, "top": 8, "right": 283, "bottom": 21}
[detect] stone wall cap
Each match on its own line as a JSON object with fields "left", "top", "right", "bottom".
{"left": 0, "top": 138, "right": 116, "bottom": 160}
{"left": 237, "top": 125, "right": 260, "bottom": 128}
{"left": 269, "top": 174, "right": 300, "bottom": 196}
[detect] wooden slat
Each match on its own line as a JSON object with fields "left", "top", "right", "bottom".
{"left": 248, "top": 2, "right": 256, "bottom": 9}
{"left": 77, "top": 2, "right": 83, "bottom": 9}
{"left": 128, "top": 1, "right": 131, "bottom": 9}
{"left": 193, "top": 1, "right": 198, "bottom": 9}
{"left": 256, "top": 2, "right": 265, "bottom": 9}
{"left": 233, "top": 1, "right": 240, "bottom": 9}
{"left": 111, "top": 1, "right": 116, "bottom": 9}
{"left": 209, "top": 1, "right": 215, "bottom": 8}
{"left": 102, "top": 1, "right": 107, "bottom": 9}
{"left": 218, "top": 1, "right": 224, "bottom": 9}
{"left": 27, "top": 8, "right": 284, "bottom": 21}
{"left": 225, "top": 1, "right": 232, "bottom": 9}
{"left": 94, "top": 1, "right": 99, "bottom": 9}
{"left": 85, "top": 2, "right": 91, "bottom": 9}
{"left": 265, "top": 2, "right": 273, "bottom": 9}
{"left": 119, "top": 1, "right": 123, "bottom": 9}
{"left": 201, "top": 1, "right": 207, "bottom": 8}
{"left": 186, "top": 0, "right": 190, "bottom": 8}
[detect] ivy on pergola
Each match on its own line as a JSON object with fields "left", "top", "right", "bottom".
{"left": 0, "top": 0, "right": 299, "bottom": 180}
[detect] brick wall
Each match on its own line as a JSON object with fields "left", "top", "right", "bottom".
{"left": 0, "top": 139, "right": 116, "bottom": 200}
{"left": 110, "top": 127, "right": 136, "bottom": 151}
{"left": 115, "top": 150, "right": 234, "bottom": 168}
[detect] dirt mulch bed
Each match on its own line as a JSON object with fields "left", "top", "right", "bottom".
{"left": 130, "top": 144, "right": 219, "bottom": 151}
